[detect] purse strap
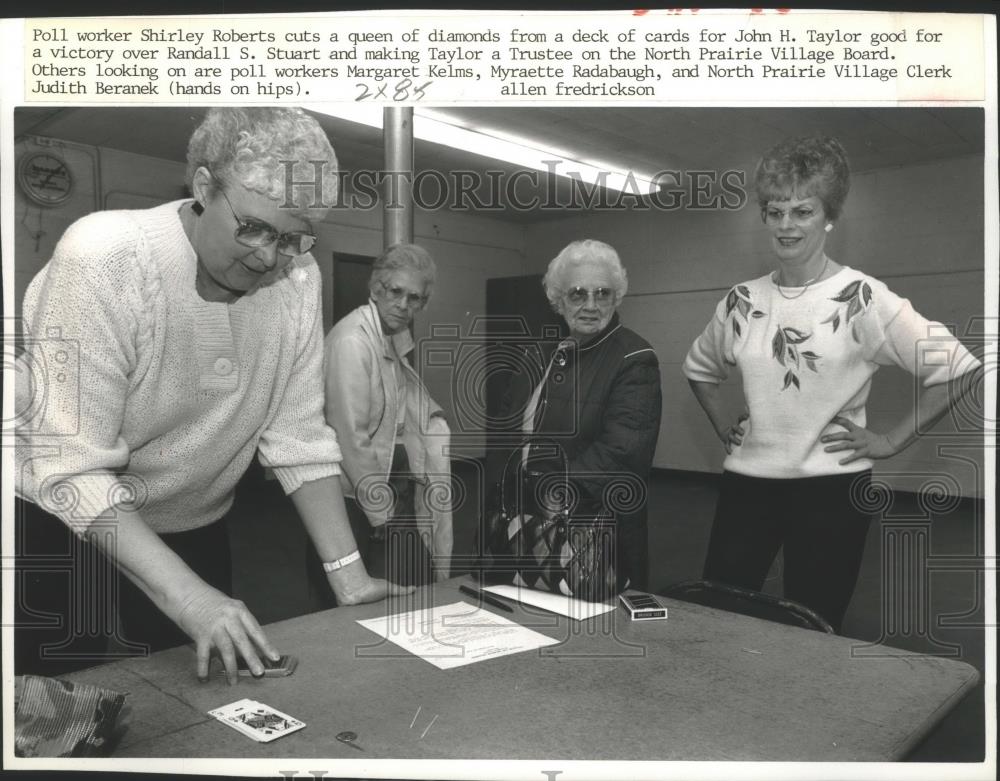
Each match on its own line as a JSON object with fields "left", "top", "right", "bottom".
{"left": 498, "top": 436, "right": 570, "bottom": 519}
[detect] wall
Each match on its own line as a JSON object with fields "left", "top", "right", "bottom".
{"left": 523, "top": 155, "right": 986, "bottom": 499}
{"left": 12, "top": 136, "right": 531, "bottom": 457}
{"left": 313, "top": 193, "right": 531, "bottom": 455}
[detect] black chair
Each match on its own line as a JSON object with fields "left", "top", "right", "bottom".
{"left": 659, "top": 579, "right": 835, "bottom": 633}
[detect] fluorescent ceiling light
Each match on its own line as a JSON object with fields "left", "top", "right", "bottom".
{"left": 305, "top": 104, "right": 657, "bottom": 194}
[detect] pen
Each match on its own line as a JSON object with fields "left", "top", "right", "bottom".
{"left": 459, "top": 584, "right": 514, "bottom": 613}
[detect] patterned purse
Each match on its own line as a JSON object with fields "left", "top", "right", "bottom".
{"left": 481, "top": 439, "right": 622, "bottom": 602}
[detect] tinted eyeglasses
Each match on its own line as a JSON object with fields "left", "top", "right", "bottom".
{"left": 378, "top": 279, "right": 428, "bottom": 309}
{"left": 564, "top": 286, "right": 614, "bottom": 305}
{"left": 217, "top": 188, "right": 317, "bottom": 258}
{"left": 761, "top": 205, "right": 819, "bottom": 226}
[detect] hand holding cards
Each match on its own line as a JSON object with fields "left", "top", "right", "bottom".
{"left": 208, "top": 699, "right": 305, "bottom": 743}
{"left": 231, "top": 653, "right": 298, "bottom": 678}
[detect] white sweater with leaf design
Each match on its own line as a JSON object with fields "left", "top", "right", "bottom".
{"left": 683, "top": 266, "right": 979, "bottom": 478}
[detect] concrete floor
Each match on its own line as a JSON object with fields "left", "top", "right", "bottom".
{"left": 229, "top": 460, "right": 987, "bottom": 763}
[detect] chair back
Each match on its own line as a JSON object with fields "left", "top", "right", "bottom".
{"left": 660, "top": 579, "right": 835, "bottom": 633}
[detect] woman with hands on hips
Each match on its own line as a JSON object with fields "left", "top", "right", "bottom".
{"left": 683, "top": 135, "right": 981, "bottom": 633}
{"left": 14, "top": 108, "right": 412, "bottom": 685}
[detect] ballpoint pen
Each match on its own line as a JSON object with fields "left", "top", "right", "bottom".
{"left": 459, "top": 584, "right": 515, "bottom": 612}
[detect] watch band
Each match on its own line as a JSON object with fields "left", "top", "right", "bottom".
{"left": 321, "top": 550, "right": 361, "bottom": 573}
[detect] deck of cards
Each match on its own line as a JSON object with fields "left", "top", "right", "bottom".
{"left": 208, "top": 698, "right": 306, "bottom": 743}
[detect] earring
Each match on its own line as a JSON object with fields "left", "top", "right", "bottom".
{"left": 191, "top": 201, "right": 205, "bottom": 216}
{"left": 824, "top": 223, "right": 833, "bottom": 232}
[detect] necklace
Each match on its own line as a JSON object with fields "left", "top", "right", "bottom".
{"left": 774, "top": 255, "right": 829, "bottom": 300}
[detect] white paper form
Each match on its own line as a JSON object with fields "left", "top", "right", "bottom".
{"left": 356, "top": 602, "right": 559, "bottom": 670}
{"left": 482, "top": 584, "right": 616, "bottom": 621}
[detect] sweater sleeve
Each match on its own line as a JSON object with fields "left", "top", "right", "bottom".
{"left": 683, "top": 295, "right": 731, "bottom": 384}
{"left": 866, "top": 282, "right": 981, "bottom": 387}
{"left": 16, "top": 214, "right": 142, "bottom": 533}
{"left": 257, "top": 260, "right": 342, "bottom": 493}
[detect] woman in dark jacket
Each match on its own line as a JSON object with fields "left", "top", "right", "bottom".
{"left": 489, "top": 240, "right": 662, "bottom": 590}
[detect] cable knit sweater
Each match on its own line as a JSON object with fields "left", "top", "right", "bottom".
{"left": 683, "top": 266, "right": 979, "bottom": 478}
{"left": 15, "top": 200, "right": 341, "bottom": 533}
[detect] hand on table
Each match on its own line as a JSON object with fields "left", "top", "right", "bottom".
{"left": 333, "top": 575, "right": 416, "bottom": 606}
{"left": 174, "top": 585, "right": 279, "bottom": 685}
{"left": 822, "top": 416, "right": 897, "bottom": 464}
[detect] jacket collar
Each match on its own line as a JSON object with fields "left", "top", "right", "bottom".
{"left": 565, "top": 312, "right": 622, "bottom": 354}
{"left": 362, "top": 300, "right": 414, "bottom": 359}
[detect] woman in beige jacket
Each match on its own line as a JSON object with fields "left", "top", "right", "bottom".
{"left": 311, "top": 244, "right": 453, "bottom": 604}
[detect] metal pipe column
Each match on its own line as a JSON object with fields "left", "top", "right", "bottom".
{"left": 382, "top": 107, "right": 414, "bottom": 248}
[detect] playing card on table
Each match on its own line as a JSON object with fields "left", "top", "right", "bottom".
{"left": 208, "top": 699, "right": 305, "bottom": 743}
{"left": 208, "top": 697, "right": 256, "bottom": 721}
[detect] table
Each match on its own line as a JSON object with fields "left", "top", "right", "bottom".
{"left": 65, "top": 577, "right": 978, "bottom": 761}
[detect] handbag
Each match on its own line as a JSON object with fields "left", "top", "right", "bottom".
{"left": 481, "top": 438, "right": 623, "bottom": 602}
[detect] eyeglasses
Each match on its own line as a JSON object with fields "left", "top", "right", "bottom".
{"left": 377, "top": 279, "right": 428, "bottom": 309}
{"left": 564, "top": 286, "right": 614, "bottom": 306}
{"left": 217, "top": 188, "right": 317, "bottom": 260}
{"left": 761, "top": 205, "right": 820, "bottom": 226}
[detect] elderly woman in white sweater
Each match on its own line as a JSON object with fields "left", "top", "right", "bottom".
{"left": 684, "top": 135, "right": 980, "bottom": 633}
{"left": 14, "top": 108, "right": 410, "bottom": 684}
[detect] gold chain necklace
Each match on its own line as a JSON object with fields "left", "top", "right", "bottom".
{"left": 774, "top": 256, "right": 829, "bottom": 300}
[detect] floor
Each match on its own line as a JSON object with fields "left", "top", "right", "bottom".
{"left": 229, "top": 460, "right": 987, "bottom": 763}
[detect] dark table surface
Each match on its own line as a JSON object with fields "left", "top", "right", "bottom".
{"left": 65, "top": 577, "right": 978, "bottom": 762}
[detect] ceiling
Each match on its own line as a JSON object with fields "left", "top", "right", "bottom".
{"left": 14, "top": 106, "right": 984, "bottom": 223}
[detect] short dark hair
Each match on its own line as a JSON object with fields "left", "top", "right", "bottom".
{"left": 754, "top": 135, "right": 851, "bottom": 220}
